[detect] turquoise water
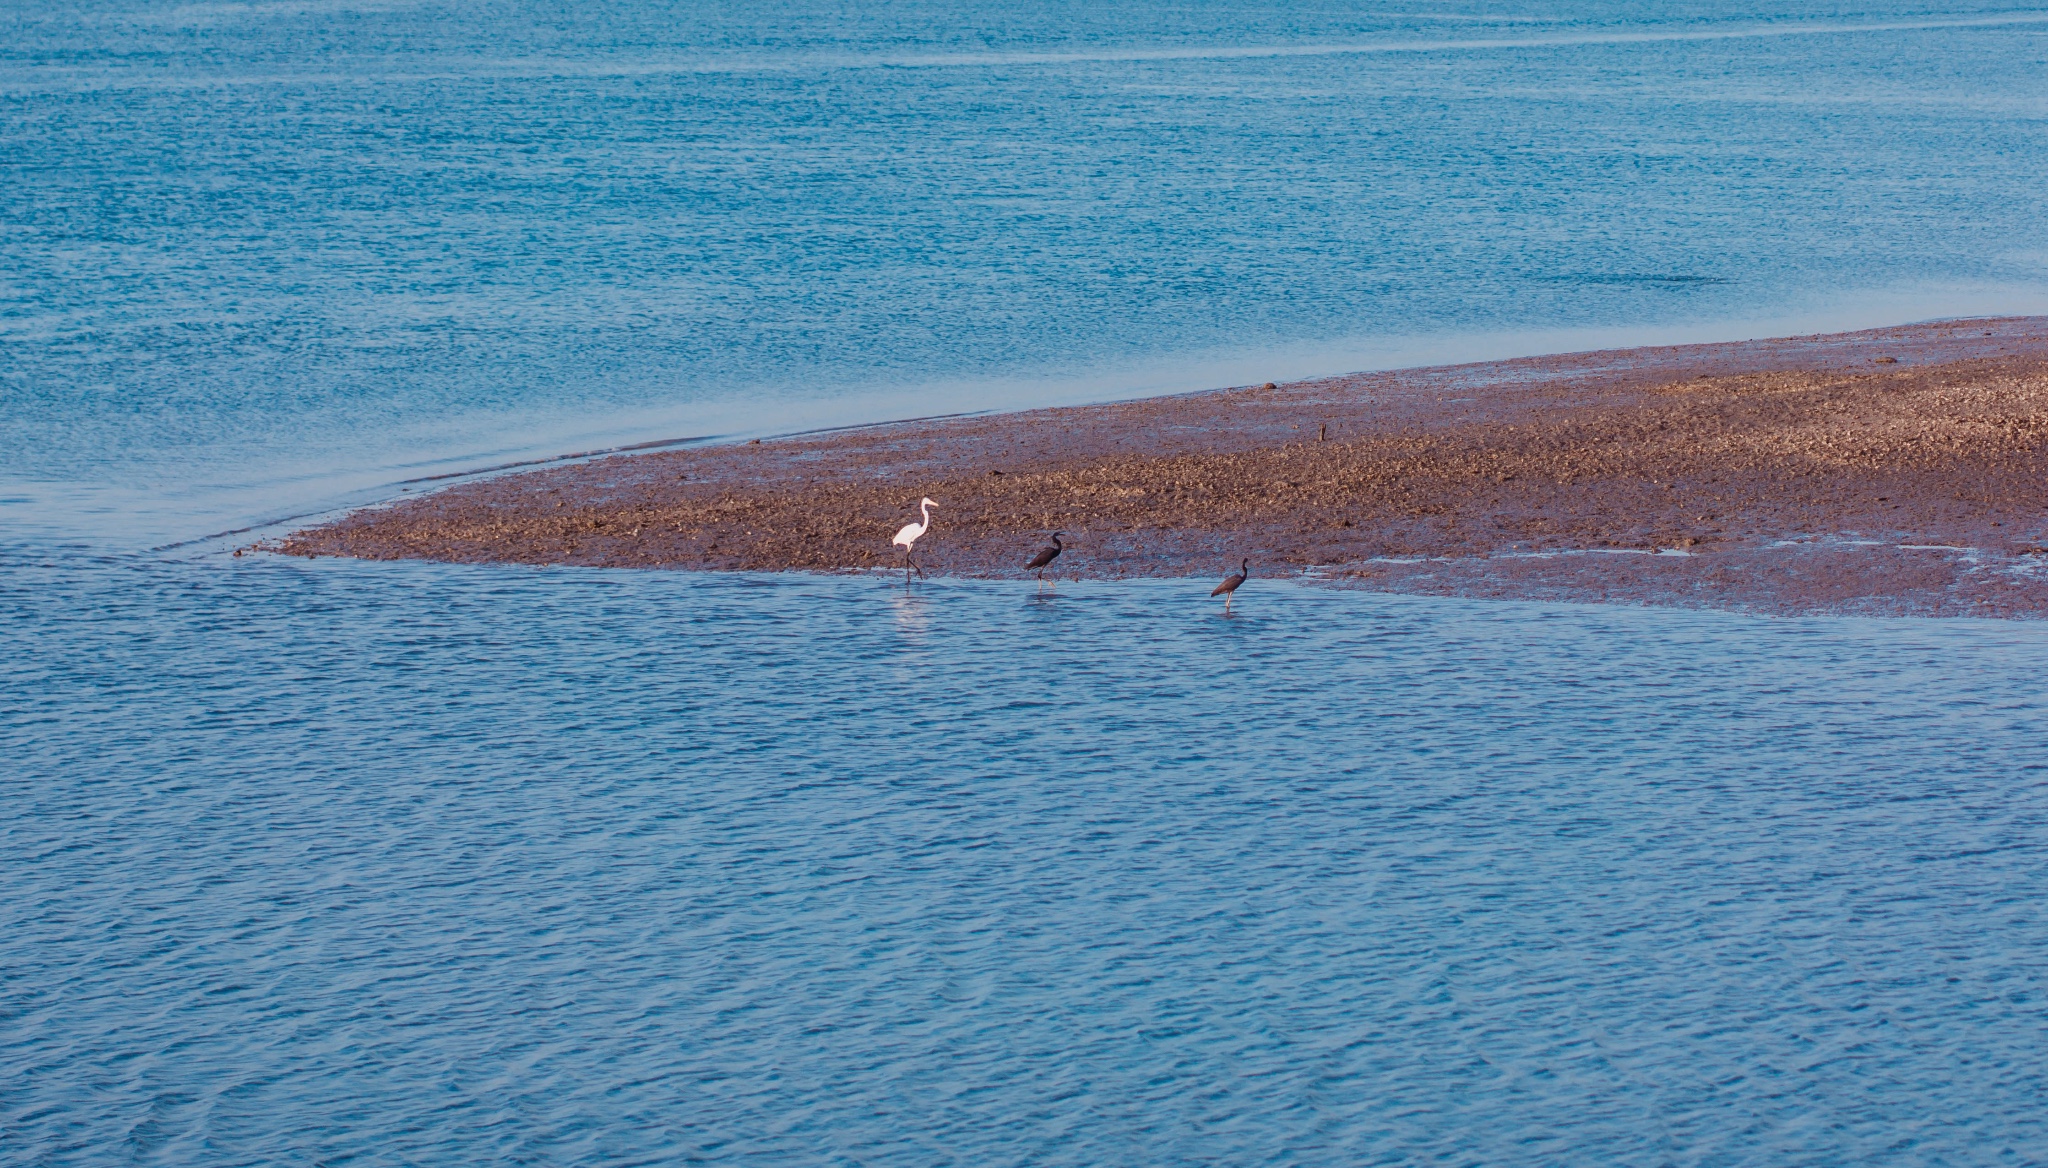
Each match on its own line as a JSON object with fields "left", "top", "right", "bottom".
{"left": 5, "top": 0, "right": 2048, "bottom": 538}
{"left": 6, "top": 2, "right": 2048, "bottom": 1163}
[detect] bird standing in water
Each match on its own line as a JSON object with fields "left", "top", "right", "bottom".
{"left": 892, "top": 497, "right": 937, "bottom": 583}
{"left": 1024, "top": 532, "right": 1064, "bottom": 589}
{"left": 1212, "top": 558, "right": 1249, "bottom": 612}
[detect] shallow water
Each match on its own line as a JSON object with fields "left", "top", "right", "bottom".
{"left": 6, "top": 0, "right": 2048, "bottom": 541}
{"left": 8, "top": 1, "right": 2048, "bottom": 1161}
{"left": 7, "top": 557, "right": 2048, "bottom": 1163}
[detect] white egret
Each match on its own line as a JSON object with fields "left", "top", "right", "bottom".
{"left": 1211, "top": 558, "right": 1249, "bottom": 612}
{"left": 892, "top": 497, "right": 936, "bottom": 582}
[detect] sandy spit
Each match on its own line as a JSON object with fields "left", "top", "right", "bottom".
{"left": 275, "top": 317, "right": 2048, "bottom": 617}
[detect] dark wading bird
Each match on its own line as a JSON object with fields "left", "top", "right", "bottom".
{"left": 892, "top": 496, "right": 936, "bottom": 584}
{"left": 1024, "top": 532, "right": 1064, "bottom": 589}
{"left": 1211, "top": 558, "right": 1249, "bottom": 612}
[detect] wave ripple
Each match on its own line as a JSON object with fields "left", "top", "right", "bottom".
{"left": 5, "top": 559, "right": 2047, "bottom": 1163}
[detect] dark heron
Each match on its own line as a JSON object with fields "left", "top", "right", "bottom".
{"left": 1024, "top": 532, "right": 1064, "bottom": 588}
{"left": 1211, "top": 558, "right": 1249, "bottom": 612}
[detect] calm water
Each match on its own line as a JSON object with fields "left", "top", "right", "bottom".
{"left": 5, "top": 0, "right": 2048, "bottom": 538}
{"left": 7, "top": 1, "right": 2048, "bottom": 1163}
{"left": 7, "top": 559, "right": 2048, "bottom": 1164}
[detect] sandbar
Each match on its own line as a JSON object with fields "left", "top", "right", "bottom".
{"left": 274, "top": 317, "right": 2048, "bottom": 617}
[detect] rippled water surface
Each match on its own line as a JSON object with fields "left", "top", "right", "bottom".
{"left": 8, "top": 1, "right": 2048, "bottom": 1162}
{"left": 8, "top": 557, "right": 2048, "bottom": 1163}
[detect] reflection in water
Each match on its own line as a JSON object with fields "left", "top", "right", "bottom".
{"left": 7, "top": 556, "right": 2047, "bottom": 1162}
{"left": 889, "top": 582, "right": 932, "bottom": 643}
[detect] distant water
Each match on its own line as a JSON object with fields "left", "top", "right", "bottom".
{"left": 8, "top": 4, "right": 2048, "bottom": 1163}
{"left": 5, "top": 0, "right": 2048, "bottom": 540}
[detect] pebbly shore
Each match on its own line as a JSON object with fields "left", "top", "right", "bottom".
{"left": 274, "top": 317, "right": 2048, "bottom": 617}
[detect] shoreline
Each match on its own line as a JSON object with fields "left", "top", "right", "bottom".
{"left": 274, "top": 317, "right": 2048, "bottom": 618}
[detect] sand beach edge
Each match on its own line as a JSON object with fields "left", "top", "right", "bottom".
{"left": 271, "top": 317, "right": 2048, "bottom": 618}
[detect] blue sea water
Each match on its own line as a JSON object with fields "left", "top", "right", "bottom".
{"left": 9, "top": 561, "right": 2048, "bottom": 1164}
{"left": 6, "top": 2, "right": 2048, "bottom": 1163}
{"left": 6, "top": 0, "right": 2048, "bottom": 537}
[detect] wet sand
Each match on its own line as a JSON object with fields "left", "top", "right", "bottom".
{"left": 276, "top": 317, "right": 2048, "bottom": 617}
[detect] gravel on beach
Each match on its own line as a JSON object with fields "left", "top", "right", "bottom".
{"left": 275, "top": 317, "right": 2048, "bottom": 617}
